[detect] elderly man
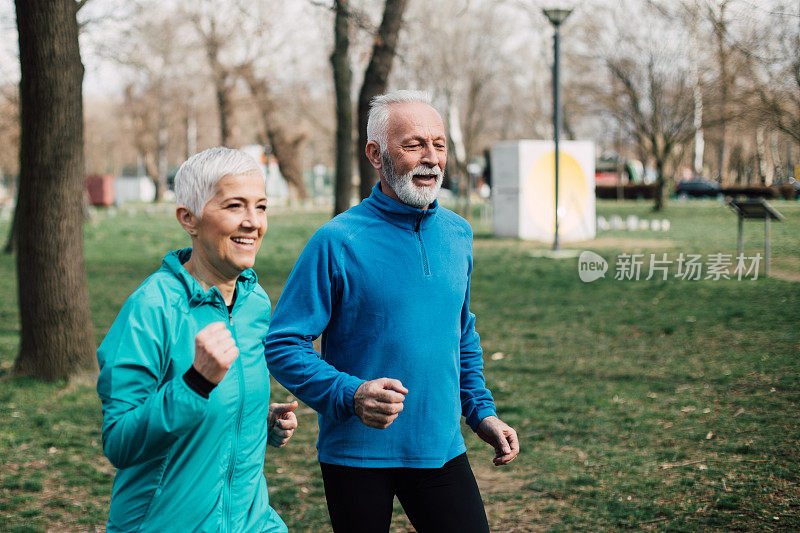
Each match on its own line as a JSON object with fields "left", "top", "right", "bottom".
{"left": 264, "top": 90, "right": 518, "bottom": 532}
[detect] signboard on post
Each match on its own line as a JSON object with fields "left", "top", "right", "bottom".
{"left": 727, "top": 198, "right": 784, "bottom": 278}
{"left": 491, "top": 140, "right": 595, "bottom": 242}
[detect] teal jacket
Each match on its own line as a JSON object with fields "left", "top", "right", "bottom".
{"left": 97, "top": 248, "right": 287, "bottom": 533}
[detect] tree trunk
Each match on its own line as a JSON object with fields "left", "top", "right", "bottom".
{"left": 755, "top": 128, "right": 768, "bottom": 185}
{"left": 154, "top": 98, "right": 167, "bottom": 202}
{"left": 143, "top": 152, "right": 159, "bottom": 195}
{"left": 185, "top": 95, "right": 197, "bottom": 159}
{"left": 239, "top": 66, "right": 309, "bottom": 201}
{"left": 653, "top": 158, "right": 667, "bottom": 211}
{"left": 266, "top": 125, "right": 308, "bottom": 201}
{"left": 332, "top": 0, "right": 353, "bottom": 215}
{"left": 718, "top": 123, "right": 730, "bottom": 185}
{"left": 199, "top": 23, "right": 234, "bottom": 147}
{"left": 13, "top": 0, "right": 96, "bottom": 380}
{"left": 356, "top": 0, "right": 408, "bottom": 200}
{"left": 3, "top": 185, "right": 19, "bottom": 254}
{"left": 713, "top": 2, "right": 732, "bottom": 185}
{"left": 215, "top": 79, "right": 232, "bottom": 146}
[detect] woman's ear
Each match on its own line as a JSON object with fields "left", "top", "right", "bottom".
{"left": 176, "top": 206, "right": 198, "bottom": 236}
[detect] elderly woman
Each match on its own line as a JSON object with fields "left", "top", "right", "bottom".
{"left": 97, "top": 147, "right": 296, "bottom": 532}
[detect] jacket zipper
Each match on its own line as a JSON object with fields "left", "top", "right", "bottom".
{"left": 415, "top": 213, "right": 431, "bottom": 276}
{"left": 222, "top": 307, "right": 245, "bottom": 532}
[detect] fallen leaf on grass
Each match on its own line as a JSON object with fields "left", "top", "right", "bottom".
{"left": 490, "top": 352, "right": 505, "bottom": 361}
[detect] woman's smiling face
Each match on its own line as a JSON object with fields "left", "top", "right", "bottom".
{"left": 191, "top": 171, "right": 268, "bottom": 279}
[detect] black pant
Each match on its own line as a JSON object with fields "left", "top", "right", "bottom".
{"left": 320, "top": 453, "right": 490, "bottom": 533}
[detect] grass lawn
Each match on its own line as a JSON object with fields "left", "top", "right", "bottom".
{"left": 0, "top": 198, "right": 798, "bottom": 531}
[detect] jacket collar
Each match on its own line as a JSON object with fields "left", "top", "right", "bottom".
{"left": 162, "top": 247, "right": 258, "bottom": 307}
{"left": 362, "top": 181, "right": 439, "bottom": 231}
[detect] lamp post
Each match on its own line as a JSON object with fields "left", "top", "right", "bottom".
{"left": 543, "top": 7, "right": 572, "bottom": 251}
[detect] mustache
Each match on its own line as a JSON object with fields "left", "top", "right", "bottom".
{"left": 381, "top": 150, "right": 444, "bottom": 181}
{"left": 408, "top": 165, "right": 443, "bottom": 179}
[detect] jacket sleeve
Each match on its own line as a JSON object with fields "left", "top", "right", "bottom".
{"left": 96, "top": 295, "right": 207, "bottom": 469}
{"left": 459, "top": 244, "right": 497, "bottom": 432}
{"left": 263, "top": 230, "right": 365, "bottom": 421}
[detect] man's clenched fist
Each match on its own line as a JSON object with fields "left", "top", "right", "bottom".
{"left": 193, "top": 322, "right": 239, "bottom": 384}
{"left": 353, "top": 378, "right": 408, "bottom": 429}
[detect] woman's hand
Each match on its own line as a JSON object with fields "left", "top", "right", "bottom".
{"left": 192, "top": 322, "right": 239, "bottom": 385}
{"left": 268, "top": 401, "right": 299, "bottom": 448}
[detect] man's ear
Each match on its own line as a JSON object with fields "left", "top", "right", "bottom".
{"left": 365, "top": 141, "right": 383, "bottom": 170}
{"left": 176, "top": 206, "right": 198, "bottom": 237}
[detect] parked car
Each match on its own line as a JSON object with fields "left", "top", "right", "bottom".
{"left": 675, "top": 177, "right": 722, "bottom": 198}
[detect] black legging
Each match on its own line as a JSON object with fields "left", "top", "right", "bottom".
{"left": 320, "top": 453, "right": 490, "bottom": 533}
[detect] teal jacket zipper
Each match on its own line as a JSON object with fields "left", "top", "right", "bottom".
{"left": 222, "top": 302, "right": 245, "bottom": 532}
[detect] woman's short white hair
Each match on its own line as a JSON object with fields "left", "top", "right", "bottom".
{"left": 175, "top": 147, "right": 265, "bottom": 218}
{"left": 367, "top": 90, "right": 436, "bottom": 152}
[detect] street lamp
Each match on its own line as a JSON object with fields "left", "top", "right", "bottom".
{"left": 543, "top": 7, "right": 573, "bottom": 251}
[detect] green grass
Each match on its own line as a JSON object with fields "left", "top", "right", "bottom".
{"left": 1, "top": 198, "right": 799, "bottom": 531}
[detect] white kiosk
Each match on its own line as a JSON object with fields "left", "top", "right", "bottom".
{"left": 491, "top": 140, "right": 595, "bottom": 243}
{"left": 241, "top": 144, "right": 290, "bottom": 201}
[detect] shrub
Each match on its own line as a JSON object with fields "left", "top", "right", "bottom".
{"left": 595, "top": 184, "right": 658, "bottom": 200}
{"left": 721, "top": 186, "right": 779, "bottom": 199}
{"left": 776, "top": 184, "right": 797, "bottom": 200}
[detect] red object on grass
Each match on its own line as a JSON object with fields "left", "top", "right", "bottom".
{"left": 85, "top": 174, "right": 114, "bottom": 206}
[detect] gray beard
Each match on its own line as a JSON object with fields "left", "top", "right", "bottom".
{"left": 381, "top": 151, "right": 443, "bottom": 209}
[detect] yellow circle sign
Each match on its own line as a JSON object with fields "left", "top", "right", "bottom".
{"left": 526, "top": 151, "right": 588, "bottom": 235}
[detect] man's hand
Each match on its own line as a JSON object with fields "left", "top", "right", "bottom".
{"left": 353, "top": 378, "right": 408, "bottom": 429}
{"left": 476, "top": 416, "right": 519, "bottom": 466}
{"left": 193, "top": 322, "right": 239, "bottom": 384}
{"left": 268, "top": 401, "right": 299, "bottom": 448}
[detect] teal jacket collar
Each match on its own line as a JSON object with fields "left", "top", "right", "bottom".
{"left": 363, "top": 181, "right": 439, "bottom": 231}
{"left": 161, "top": 248, "right": 258, "bottom": 307}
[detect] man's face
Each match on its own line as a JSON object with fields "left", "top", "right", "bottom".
{"left": 380, "top": 102, "right": 447, "bottom": 209}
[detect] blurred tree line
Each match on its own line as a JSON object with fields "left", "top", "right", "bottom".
{"left": 1, "top": 0, "right": 798, "bottom": 379}
{"left": 1, "top": 0, "right": 795, "bottom": 210}
{"left": 0, "top": 0, "right": 800, "bottom": 208}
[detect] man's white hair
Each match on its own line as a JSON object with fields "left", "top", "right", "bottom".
{"left": 366, "top": 90, "right": 438, "bottom": 152}
{"left": 175, "top": 147, "right": 265, "bottom": 218}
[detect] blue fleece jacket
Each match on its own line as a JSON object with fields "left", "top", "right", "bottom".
{"left": 264, "top": 182, "right": 496, "bottom": 468}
